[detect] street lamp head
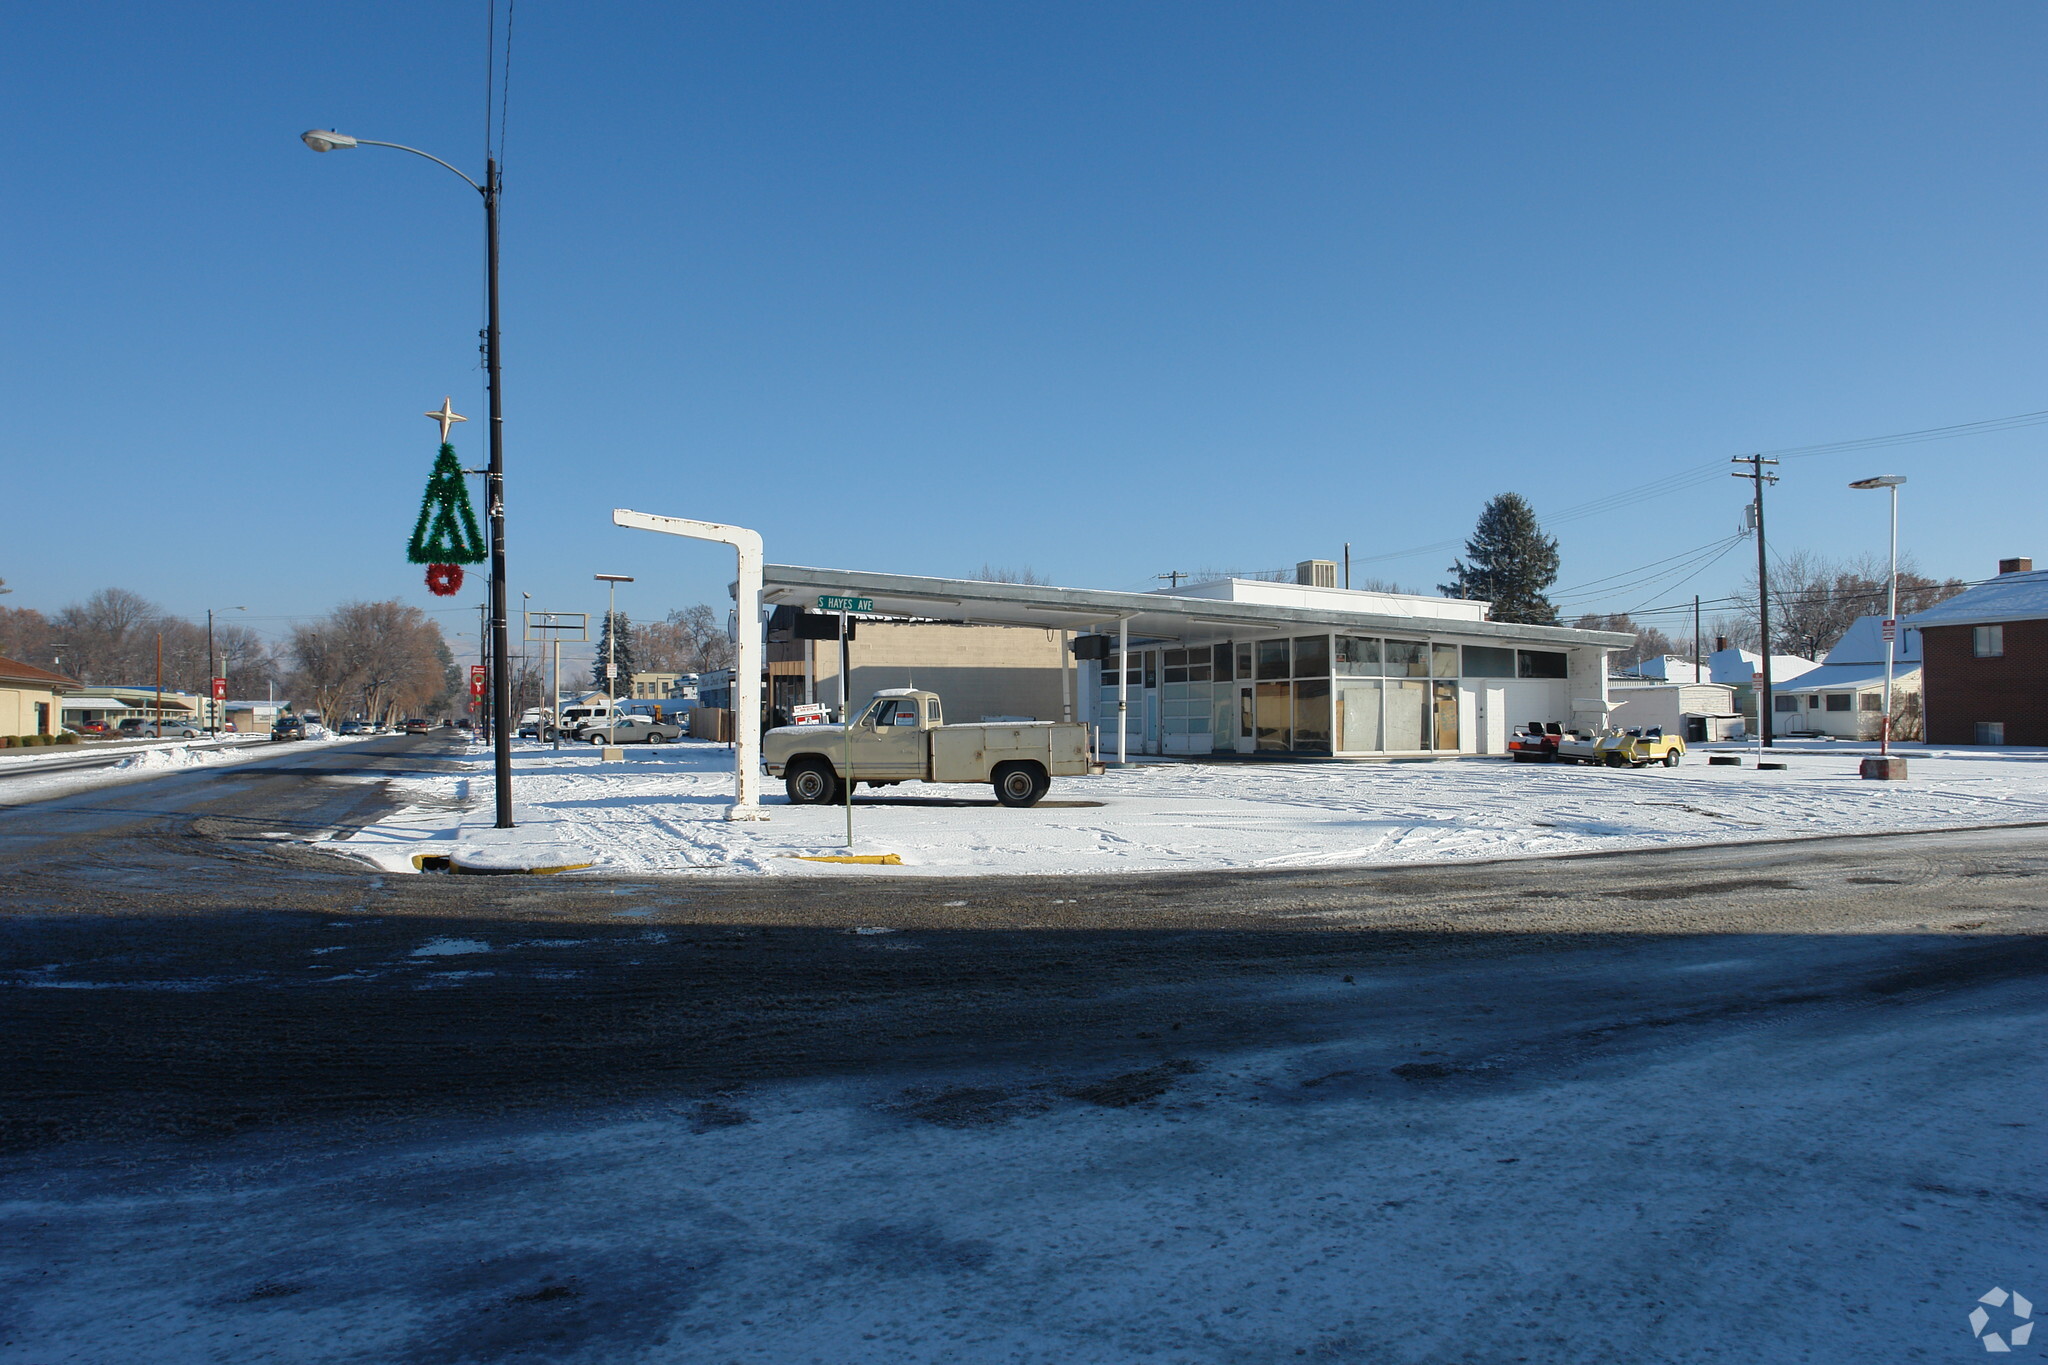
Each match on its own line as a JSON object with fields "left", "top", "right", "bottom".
{"left": 1848, "top": 475, "right": 1906, "bottom": 489}
{"left": 301, "top": 130, "right": 358, "bottom": 153}
{"left": 593, "top": 574, "right": 635, "bottom": 583}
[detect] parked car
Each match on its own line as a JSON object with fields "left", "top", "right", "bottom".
{"left": 402, "top": 718, "right": 430, "bottom": 735}
{"left": 558, "top": 703, "right": 621, "bottom": 739}
{"left": 338, "top": 721, "right": 366, "bottom": 736}
{"left": 72, "top": 720, "right": 112, "bottom": 736}
{"left": 583, "top": 715, "right": 683, "bottom": 745}
{"left": 125, "top": 719, "right": 206, "bottom": 739}
{"left": 272, "top": 715, "right": 306, "bottom": 742}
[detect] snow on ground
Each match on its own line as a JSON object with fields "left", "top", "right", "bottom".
{"left": 0, "top": 734, "right": 371, "bottom": 808}
{"left": 331, "top": 737, "right": 2048, "bottom": 877}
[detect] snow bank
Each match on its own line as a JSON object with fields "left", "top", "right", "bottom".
{"left": 328, "top": 738, "right": 2048, "bottom": 878}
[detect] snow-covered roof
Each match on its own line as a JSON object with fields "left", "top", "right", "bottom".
{"left": 1704, "top": 647, "right": 1819, "bottom": 685}
{"left": 1904, "top": 569, "right": 2048, "bottom": 629}
{"left": 1776, "top": 661, "right": 1921, "bottom": 694}
{"left": 1823, "top": 615, "right": 1923, "bottom": 666}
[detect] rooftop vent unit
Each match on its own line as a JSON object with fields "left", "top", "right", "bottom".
{"left": 1296, "top": 559, "right": 1338, "bottom": 588}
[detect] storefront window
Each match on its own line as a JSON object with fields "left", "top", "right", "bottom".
{"left": 1432, "top": 644, "right": 1458, "bottom": 678}
{"left": 1386, "top": 680, "right": 1429, "bottom": 749}
{"left": 1213, "top": 644, "right": 1235, "bottom": 682}
{"left": 1236, "top": 643, "right": 1253, "bottom": 679}
{"left": 1517, "top": 650, "right": 1568, "bottom": 679}
{"left": 1337, "top": 680, "right": 1383, "bottom": 751}
{"left": 1293, "top": 635, "right": 1330, "bottom": 678}
{"left": 1335, "top": 636, "right": 1381, "bottom": 676}
{"left": 1462, "top": 645, "right": 1515, "bottom": 678}
{"left": 1385, "top": 640, "right": 1429, "bottom": 678}
{"left": 1292, "top": 679, "right": 1332, "bottom": 752}
{"left": 1256, "top": 640, "right": 1290, "bottom": 680}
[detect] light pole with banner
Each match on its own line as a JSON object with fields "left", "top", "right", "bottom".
{"left": 302, "top": 128, "right": 514, "bottom": 827}
{"left": 205, "top": 606, "right": 244, "bottom": 735}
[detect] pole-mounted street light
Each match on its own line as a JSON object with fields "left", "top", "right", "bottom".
{"left": 594, "top": 574, "right": 635, "bottom": 699}
{"left": 302, "top": 129, "right": 514, "bottom": 827}
{"left": 1849, "top": 475, "right": 1907, "bottom": 758}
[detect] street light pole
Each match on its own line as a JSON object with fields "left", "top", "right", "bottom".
{"left": 594, "top": 574, "right": 635, "bottom": 699}
{"left": 302, "top": 130, "right": 514, "bottom": 826}
{"left": 1850, "top": 475, "right": 1907, "bottom": 757}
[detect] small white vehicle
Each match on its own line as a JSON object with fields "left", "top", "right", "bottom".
{"left": 763, "top": 688, "right": 1091, "bottom": 808}
{"left": 558, "top": 703, "right": 622, "bottom": 739}
{"left": 584, "top": 715, "right": 683, "bottom": 745}
{"left": 124, "top": 719, "right": 206, "bottom": 739}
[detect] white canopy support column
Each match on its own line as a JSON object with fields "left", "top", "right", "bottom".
{"left": 612, "top": 508, "right": 768, "bottom": 821}
{"left": 1117, "top": 616, "right": 1129, "bottom": 766}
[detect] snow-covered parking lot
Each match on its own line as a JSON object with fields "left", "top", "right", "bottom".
{"left": 331, "top": 738, "right": 2048, "bottom": 877}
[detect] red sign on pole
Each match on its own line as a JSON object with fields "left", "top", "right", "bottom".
{"left": 469, "top": 664, "right": 486, "bottom": 698}
{"left": 1881, "top": 618, "right": 1896, "bottom": 641}
{"left": 211, "top": 676, "right": 227, "bottom": 701}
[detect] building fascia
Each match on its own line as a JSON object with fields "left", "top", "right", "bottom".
{"left": 762, "top": 563, "right": 1635, "bottom": 649}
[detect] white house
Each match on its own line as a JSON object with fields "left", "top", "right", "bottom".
{"left": 1771, "top": 616, "right": 1923, "bottom": 739}
{"left": 1608, "top": 681, "right": 1744, "bottom": 743}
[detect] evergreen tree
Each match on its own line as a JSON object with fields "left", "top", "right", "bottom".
{"left": 1439, "top": 493, "right": 1561, "bottom": 624}
{"left": 591, "top": 611, "right": 637, "bottom": 693}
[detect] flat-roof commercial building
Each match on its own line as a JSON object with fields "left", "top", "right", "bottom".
{"left": 758, "top": 563, "right": 1632, "bottom": 760}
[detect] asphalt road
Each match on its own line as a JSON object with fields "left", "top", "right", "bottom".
{"left": 1, "top": 739, "right": 2043, "bottom": 1360}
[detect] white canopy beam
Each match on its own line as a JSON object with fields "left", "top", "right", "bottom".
{"left": 612, "top": 508, "right": 768, "bottom": 821}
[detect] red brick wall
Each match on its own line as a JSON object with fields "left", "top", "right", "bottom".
{"left": 1920, "top": 621, "right": 2048, "bottom": 745}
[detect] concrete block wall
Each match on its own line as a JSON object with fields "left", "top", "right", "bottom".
{"left": 810, "top": 622, "right": 1072, "bottom": 723}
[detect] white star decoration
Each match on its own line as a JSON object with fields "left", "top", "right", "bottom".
{"left": 425, "top": 396, "right": 468, "bottom": 443}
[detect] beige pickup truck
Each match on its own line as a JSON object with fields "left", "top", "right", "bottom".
{"left": 763, "top": 688, "right": 1091, "bottom": 808}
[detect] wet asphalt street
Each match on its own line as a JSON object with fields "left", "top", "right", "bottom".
{"left": 0, "top": 738, "right": 2044, "bottom": 1360}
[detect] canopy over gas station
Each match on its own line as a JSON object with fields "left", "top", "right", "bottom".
{"left": 761, "top": 562, "right": 1631, "bottom": 650}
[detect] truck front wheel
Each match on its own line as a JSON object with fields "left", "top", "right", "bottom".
{"left": 992, "top": 761, "right": 1050, "bottom": 808}
{"left": 785, "top": 758, "right": 842, "bottom": 805}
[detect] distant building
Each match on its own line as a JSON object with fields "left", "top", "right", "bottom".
{"left": 0, "top": 655, "right": 79, "bottom": 737}
{"left": 1607, "top": 681, "right": 1744, "bottom": 743}
{"left": 1771, "top": 616, "right": 1923, "bottom": 739}
{"left": 1906, "top": 558, "right": 2048, "bottom": 745}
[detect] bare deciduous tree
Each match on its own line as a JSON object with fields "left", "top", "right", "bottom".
{"left": 287, "top": 601, "right": 453, "bottom": 725}
{"left": 1572, "top": 613, "right": 1679, "bottom": 672}
{"left": 1739, "top": 553, "right": 1965, "bottom": 659}
{"left": 639, "top": 605, "right": 732, "bottom": 675}
{"left": 971, "top": 565, "right": 1052, "bottom": 585}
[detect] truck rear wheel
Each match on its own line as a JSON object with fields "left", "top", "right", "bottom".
{"left": 992, "top": 761, "right": 1049, "bottom": 808}
{"left": 785, "top": 758, "right": 842, "bottom": 805}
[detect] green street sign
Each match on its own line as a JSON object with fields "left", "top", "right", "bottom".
{"left": 817, "top": 595, "right": 874, "bottom": 613}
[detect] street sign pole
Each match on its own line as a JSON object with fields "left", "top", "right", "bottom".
{"left": 841, "top": 607, "right": 854, "bottom": 848}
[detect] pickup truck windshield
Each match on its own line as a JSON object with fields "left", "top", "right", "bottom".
{"left": 869, "top": 698, "right": 920, "bottom": 727}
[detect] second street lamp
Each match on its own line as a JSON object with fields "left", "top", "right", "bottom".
{"left": 594, "top": 574, "right": 635, "bottom": 699}
{"left": 302, "top": 129, "right": 515, "bottom": 827}
{"left": 1849, "top": 475, "right": 1907, "bottom": 761}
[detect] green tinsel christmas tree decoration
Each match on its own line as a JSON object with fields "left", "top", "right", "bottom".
{"left": 407, "top": 443, "right": 487, "bottom": 567}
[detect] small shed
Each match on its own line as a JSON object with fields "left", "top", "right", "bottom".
{"left": 1608, "top": 682, "right": 1742, "bottom": 743}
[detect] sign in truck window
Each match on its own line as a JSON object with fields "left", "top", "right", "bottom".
{"left": 791, "top": 704, "right": 829, "bottom": 725}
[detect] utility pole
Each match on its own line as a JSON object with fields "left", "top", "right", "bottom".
{"left": 1158, "top": 570, "right": 1189, "bottom": 589}
{"left": 1731, "top": 455, "right": 1780, "bottom": 746}
{"left": 1693, "top": 595, "right": 1702, "bottom": 683}
{"left": 1343, "top": 543, "right": 1351, "bottom": 590}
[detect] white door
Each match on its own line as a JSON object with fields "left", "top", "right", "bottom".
{"left": 1478, "top": 686, "right": 1507, "bottom": 755}
{"left": 1235, "top": 685, "right": 1255, "bottom": 754}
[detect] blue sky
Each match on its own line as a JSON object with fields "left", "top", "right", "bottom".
{"left": 6, "top": 2, "right": 2047, "bottom": 665}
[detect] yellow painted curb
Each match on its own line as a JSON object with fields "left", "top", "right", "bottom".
{"left": 787, "top": 853, "right": 904, "bottom": 865}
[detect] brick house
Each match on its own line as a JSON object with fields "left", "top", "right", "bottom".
{"left": 1905, "top": 558, "right": 2048, "bottom": 745}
